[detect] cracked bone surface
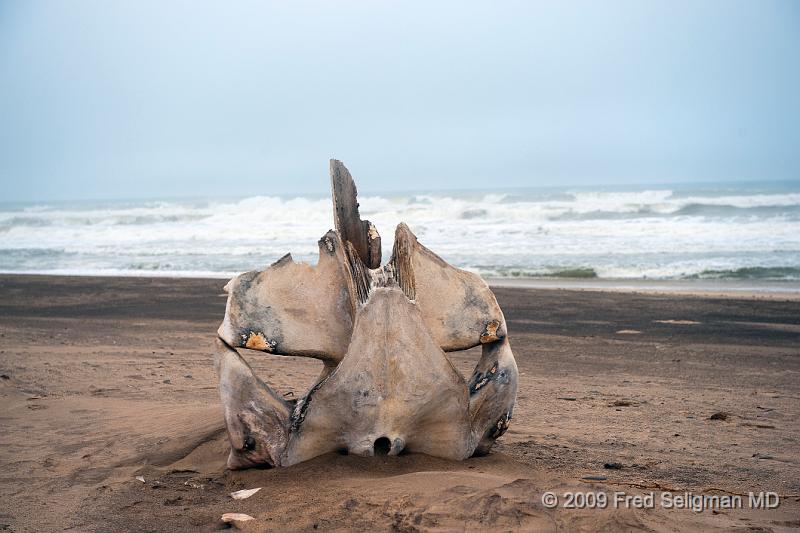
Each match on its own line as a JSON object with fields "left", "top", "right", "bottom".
{"left": 216, "top": 160, "right": 518, "bottom": 468}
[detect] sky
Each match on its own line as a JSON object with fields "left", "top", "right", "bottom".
{"left": 0, "top": 0, "right": 798, "bottom": 202}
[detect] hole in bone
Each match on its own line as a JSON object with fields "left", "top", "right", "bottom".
{"left": 373, "top": 437, "right": 392, "bottom": 456}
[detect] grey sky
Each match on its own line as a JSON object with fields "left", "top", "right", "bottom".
{"left": 1, "top": 0, "right": 798, "bottom": 201}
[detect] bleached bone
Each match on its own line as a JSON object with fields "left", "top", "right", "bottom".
{"left": 283, "top": 286, "right": 473, "bottom": 465}
{"left": 215, "top": 338, "right": 291, "bottom": 469}
{"left": 217, "top": 230, "right": 356, "bottom": 365}
{"left": 339, "top": 225, "right": 518, "bottom": 458}
{"left": 392, "top": 223, "right": 508, "bottom": 352}
{"left": 214, "top": 160, "right": 519, "bottom": 467}
{"left": 217, "top": 225, "right": 506, "bottom": 359}
{"left": 468, "top": 336, "right": 518, "bottom": 455}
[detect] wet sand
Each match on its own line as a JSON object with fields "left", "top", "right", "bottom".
{"left": 1, "top": 274, "right": 799, "bottom": 532}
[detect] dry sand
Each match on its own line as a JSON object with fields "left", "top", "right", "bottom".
{"left": 1, "top": 274, "right": 799, "bottom": 532}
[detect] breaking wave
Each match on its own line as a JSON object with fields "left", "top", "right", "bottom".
{"left": 1, "top": 182, "right": 799, "bottom": 281}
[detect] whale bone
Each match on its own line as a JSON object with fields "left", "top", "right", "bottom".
{"left": 215, "top": 160, "right": 518, "bottom": 468}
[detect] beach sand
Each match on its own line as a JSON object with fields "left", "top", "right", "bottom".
{"left": 1, "top": 274, "right": 799, "bottom": 532}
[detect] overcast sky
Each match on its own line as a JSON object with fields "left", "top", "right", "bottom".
{"left": 1, "top": 0, "right": 798, "bottom": 201}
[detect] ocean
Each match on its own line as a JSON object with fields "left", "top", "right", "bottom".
{"left": 1, "top": 181, "right": 799, "bottom": 282}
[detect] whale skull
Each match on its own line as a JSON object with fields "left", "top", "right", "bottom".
{"left": 215, "top": 160, "right": 518, "bottom": 469}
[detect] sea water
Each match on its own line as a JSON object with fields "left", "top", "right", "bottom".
{"left": 1, "top": 181, "right": 799, "bottom": 281}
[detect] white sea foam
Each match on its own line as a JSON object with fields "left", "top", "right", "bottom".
{"left": 1, "top": 184, "right": 799, "bottom": 280}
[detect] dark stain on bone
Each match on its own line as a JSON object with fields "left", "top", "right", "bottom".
{"left": 352, "top": 388, "right": 376, "bottom": 409}
{"left": 468, "top": 361, "right": 499, "bottom": 395}
{"left": 487, "top": 412, "right": 511, "bottom": 440}
{"left": 289, "top": 375, "right": 331, "bottom": 433}
{"left": 235, "top": 270, "right": 259, "bottom": 289}
{"left": 445, "top": 279, "right": 493, "bottom": 341}
{"left": 473, "top": 412, "right": 513, "bottom": 456}
{"left": 462, "top": 280, "right": 491, "bottom": 316}
{"left": 229, "top": 270, "right": 285, "bottom": 351}
{"left": 319, "top": 234, "right": 336, "bottom": 254}
{"left": 468, "top": 357, "right": 512, "bottom": 396}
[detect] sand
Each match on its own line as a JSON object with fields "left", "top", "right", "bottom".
{"left": 1, "top": 274, "right": 799, "bottom": 532}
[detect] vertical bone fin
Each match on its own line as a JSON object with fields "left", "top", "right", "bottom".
{"left": 389, "top": 223, "right": 416, "bottom": 301}
{"left": 330, "top": 159, "right": 382, "bottom": 269}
